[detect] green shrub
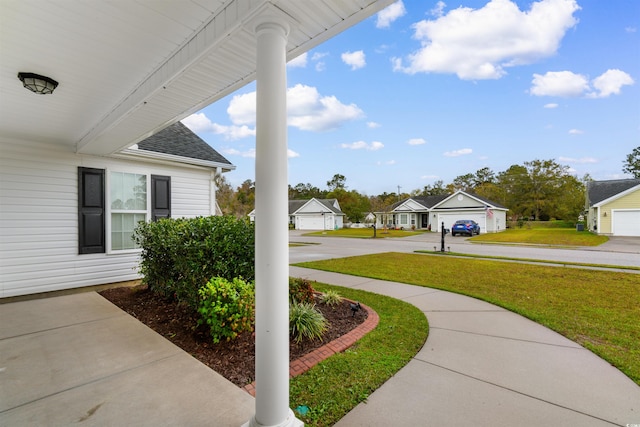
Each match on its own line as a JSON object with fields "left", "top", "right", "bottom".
{"left": 319, "top": 290, "right": 342, "bottom": 306}
{"left": 197, "top": 277, "right": 255, "bottom": 343}
{"left": 289, "top": 302, "right": 327, "bottom": 343}
{"left": 134, "top": 216, "right": 255, "bottom": 308}
{"left": 289, "top": 277, "right": 316, "bottom": 304}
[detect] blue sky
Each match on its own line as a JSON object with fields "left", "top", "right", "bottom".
{"left": 183, "top": 0, "right": 639, "bottom": 196}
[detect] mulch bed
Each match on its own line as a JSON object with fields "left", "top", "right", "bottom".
{"left": 99, "top": 285, "right": 366, "bottom": 387}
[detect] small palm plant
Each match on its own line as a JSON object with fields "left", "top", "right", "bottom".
{"left": 290, "top": 302, "right": 327, "bottom": 343}
{"left": 319, "top": 290, "right": 343, "bottom": 306}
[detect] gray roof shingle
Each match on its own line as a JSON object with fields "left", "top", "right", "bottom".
{"left": 289, "top": 199, "right": 344, "bottom": 214}
{"left": 137, "top": 121, "right": 232, "bottom": 166}
{"left": 588, "top": 179, "right": 640, "bottom": 205}
{"left": 392, "top": 192, "right": 506, "bottom": 211}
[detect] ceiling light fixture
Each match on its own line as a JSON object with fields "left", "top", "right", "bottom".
{"left": 17, "top": 72, "right": 59, "bottom": 95}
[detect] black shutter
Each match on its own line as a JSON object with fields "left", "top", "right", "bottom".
{"left": 78, "top": 167, "right": 105, "bottom": 254}
{"left": 151, "top": 175, "right": 171, "bottom": 221}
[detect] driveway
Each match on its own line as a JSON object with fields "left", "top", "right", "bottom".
{"left": 591, "top": 236, "right": 640, "bottom": 253}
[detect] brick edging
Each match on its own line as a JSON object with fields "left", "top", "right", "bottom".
{"left": 242, "top": 301, "right": 379, "bottom": 396}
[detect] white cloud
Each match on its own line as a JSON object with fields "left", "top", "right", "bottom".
{"left": 223, "top": 148, "right": 256, "bottom": 158}
{"left": 558, "top": 156, "right": 596, "bottom": 164}
{"left": 227, "top": 92, "right": 257, "bottom": 125}
{"left": 530, "top": 71, "right": 589, "bottom": 97}
{"left": 421, "top": 174, "right": 439, "bottom": 180}
{"left": 587, "top": 69, "right": 634, "bottom": 98}
{"left": 444, "top": 148, "right": 472, "bottom": 157}
{"left": 430, "top": 1, "right": 446, "bottom": 18}
{"left": 375, "top": 44, "right": 391, "bottom": 54}
{"left": 367, "top": 121, "right": 381, "bottom": 128}
{"left": 287, "top": 53, "right": 307, "bottom": 68}
{"left": 568, "top": 129, "right": 584, "bottom": 135}
{"left": 181, "top": 113, "right": 212, "bottom": 133}
{"left": 287, "top": 149, "right": 300, "bottom": 158}
{"left": 342, "top": 141, "right": 384, "bottom": 151}
{"left": 544, "top": 103, "right": 559, "bottom": 108}
{"left": 378, "top": 159, "right": 397, "bottom": 165}
{"left": 312, "top": 52, "right": 329, "bottom": 61}
{"left": 287, "top": 84, "right": 365, "bottom": 131}
{"left": 341, "top": 50, "right": 366, "bottom": 70}
{"left": 531, "top": 69, "right": 634, "bottom": 98}
{"left": 408, "top": 138, "right": 426, "bottom": 145}
{"left": 626, "top": 27, "right": 637, "bottom": 33}
{"left": 376, "top": 1, "right": 406, "bottom": 28}
{"left": 182, "top": 113, "right": 255, "bottom": 140}
{"left": 311, "top": 52, "right": 328, "bottom": 72}
{"left": 343, "top": 141, "right": 367, "bottom": 150}
{"left": 393, "top": 0, "right": 580, "bottom": 80}
{"left": 220, "top": 145, "right": 297, "bottom": 160}
{"left": 215, "top": 84, "right": 363, "bottom": 134}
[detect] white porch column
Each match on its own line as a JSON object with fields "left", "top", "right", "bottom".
{"left": 244, "top": 8, "right": 302, "bottom": 427}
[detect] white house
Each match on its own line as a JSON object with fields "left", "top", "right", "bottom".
{"left": 431, "top": 190, "right": 508, "bottom": 233}
{"left": 374, "top": 190, "right": 507, "bottom": 233}
{"left": 289, "top": 198, "right": 345, "bottom": 230}
{"left": 1, "top": 122, "right": 234, "bottom": 298}
{"left": 249, "top": 198, "right": 345, "bottom": 230}
{"left": 375, "top": 194, "right": 448, "bottom": 230}
{"left": 1, "top": 2, "right": 395, "bottom": 425}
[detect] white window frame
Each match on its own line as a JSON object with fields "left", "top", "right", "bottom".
{"left": 106, "top": 168, "right": 151, "bottom": 254}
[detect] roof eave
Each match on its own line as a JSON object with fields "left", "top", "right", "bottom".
{"left": 116, "top": 148, "right": 235, "bottom": 172}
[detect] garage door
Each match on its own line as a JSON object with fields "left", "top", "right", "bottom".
{"left": 436, "top": 213, "right": 486, "bottom": 233}
{"left": 297, "top": 215, "right": 325, "bottom": 230}
{"left": 612, "top": 210, "right": 640, "bottom": 236}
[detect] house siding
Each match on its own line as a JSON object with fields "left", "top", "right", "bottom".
{"left": 596, "top": 189, "right": 640, "bottom": 235}
{"left": 0, "top": 137, "right": 216, "bottom": 298}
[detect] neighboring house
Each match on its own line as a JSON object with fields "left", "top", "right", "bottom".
{"left": 586, "top": 179, "right": 640, "bottom": 236}
{"left": 375, "top": 194, "right": 449, "bottom": 230}
{"left": 374, "top": 190, "right": 507, "bottom": 233}
{"left": 0, "top": 122, "right": 234, "bottom": 298}
{"left": 249, "top": 198, "right": 345, "bottom": 230}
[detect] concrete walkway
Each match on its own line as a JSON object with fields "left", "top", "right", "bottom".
{"left": 290, "top": 266, "right": 640, "bottom": 427}
{"left": 2, "top": 269, "right": 639, "bottom": 426}
{"left": 0, "top": 292, "right": 254, "bottom": 426}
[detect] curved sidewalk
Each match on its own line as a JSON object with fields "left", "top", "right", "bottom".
{"left": 290, "top": 266, "right": 640, "bottom": 427}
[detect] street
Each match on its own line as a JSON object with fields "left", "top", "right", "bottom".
{"left": 289, "top": 230, "right": 640, "bottom": 270}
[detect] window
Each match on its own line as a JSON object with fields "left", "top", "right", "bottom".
{"left": 110, "top": 172, "right": 147, "bottom": 251}
{"left": 399, "top": 214, "right": 408, "bottom": 225}
{"left": 78, "top": 168, "right": 170, "bottom": 254}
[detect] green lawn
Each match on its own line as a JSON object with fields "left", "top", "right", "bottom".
{"left": 302, "top": 228, "right": 423, "bottom": 238}
{"left": 471, "top": 227, "right": 609, "bottom": 246}
{"left": 290, "top": 284, "right": 428, "bottom": 427}
{"left": 295, "top": 253, "right": 640, "bottom": 386}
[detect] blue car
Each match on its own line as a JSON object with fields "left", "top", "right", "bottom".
{"left": 451, "top": 220, "right": 480, "bottom": 236}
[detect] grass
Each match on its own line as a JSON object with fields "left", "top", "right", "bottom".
{"left": 414, "top": 251, "right": 640, "bottom": 271}
{"left": 290, "top": 284, "right": 428, "bottom": 427}
{"left": 303, "top": 228, "right": 424, "bottom": 238}
{"left": 295, "top": 253, "right": 640, "bottom": 387}
{"left": 470, "top": 228, "right": 609, "bottom": 246}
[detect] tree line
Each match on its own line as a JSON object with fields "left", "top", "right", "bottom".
{"left": 216, "top": 147, "right": 640, "bottom": 223}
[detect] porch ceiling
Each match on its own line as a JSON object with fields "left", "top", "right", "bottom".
{"left": 0, "top": 0, "right": 392, "bottom": 156}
